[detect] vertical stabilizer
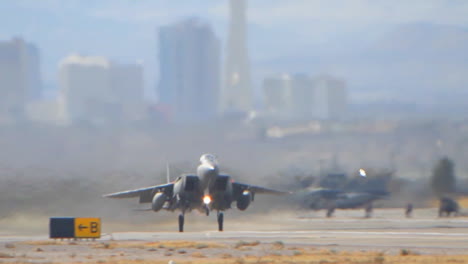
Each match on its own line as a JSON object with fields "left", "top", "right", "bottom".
{"left": 166, "top": 162, "right": 171, "bottom": 182}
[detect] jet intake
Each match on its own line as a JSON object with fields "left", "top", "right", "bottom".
{"left": 152, "top": 192, "right": 167, "bottom": 212}
{"left": 236, "top": 191, "right": 252, "bottom": 211}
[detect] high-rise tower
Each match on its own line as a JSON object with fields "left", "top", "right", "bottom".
{"left": 0, "top": 38, "right": 42, "bottom": 122}
{"left": 222, "top": 0, "right": 252, "bottom": 114}
{"left": 158, "top": 18, "right": 220, "bottom": 122}
{"left": 59, "top": 54, "right": 145, "bottom": 123}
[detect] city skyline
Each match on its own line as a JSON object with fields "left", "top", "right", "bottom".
{"left": 2, "top": 1, "right": 468, "bottom": 106}
{"left": 0, "top": 2, "right": 349, "bottom": 124}
{"left": 0, "top": 34, "right": 349, "bottom": 125}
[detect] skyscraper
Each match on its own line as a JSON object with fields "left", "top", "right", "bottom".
{"left": 59, "top": 54, "right": 145, "bottom": 124}
{"left": 59, "top": 55, "right": 113, "bottom": 123}
{"left": 263, "top": 74, "right": 292, "bottom": 119}
{"left": 222, "top": 0, "right": 252, "bottom": 115}
{"left": 312, "top": 75, "right": 347, "bottom": 120}
{"left": 263, "top": 74, "right": 347, "bottom": 121}
{"left": 263, "top": 74, "right": 314, "bottom": 120}
{"left": 110, "top": 63, "right": 146, "bottom": 121}
{"left": 290, "top": 74, "right": 315, "bottom": 118}
{"left": 158, "top": 18, "right": 220, "bottom": 122}
{"left": 0, "top": 38, "right": 42, "bottom": 122}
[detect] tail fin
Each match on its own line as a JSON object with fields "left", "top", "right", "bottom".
{"left": 166, "top": 162, "right": 171, "bottom": 183}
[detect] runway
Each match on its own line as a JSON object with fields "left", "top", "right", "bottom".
{"left": 109, "top": 229, "right": 468, "bottom": 253}
{"left": 2, "top": 209, "right": 468, "bottom": 255}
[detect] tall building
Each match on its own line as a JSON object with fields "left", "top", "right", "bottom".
{"left": 110, "top": 63, "right": 146, "bottom": 121}
{"left": 222, "top": 0, "right": 252, "bottom": 114}
{"left": 263, "top": 74, "right": 347, "bottom": 121}
{"left": 263, "top": 74, "right": 292, "bottom": 119}
{"left": 158, "top": 18, "right": 220, "bottom": 122}
{"left": 0, "top": 38, "right": 42, "bottom": 122}
{"left": 312, "top": 75, "right": 347, "bottom": 120}
{"left": 59, "top": 54, "right": 145, "bottom": 124}
{"left": 290, "top": 74, "right": 314, "bottom": 118}
{"left": 263, "top": 74, "right": 316, "bottom": 120}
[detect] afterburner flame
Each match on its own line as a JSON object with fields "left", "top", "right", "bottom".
{"left": 203, "top": 195, "right": 211, "bottom": 204}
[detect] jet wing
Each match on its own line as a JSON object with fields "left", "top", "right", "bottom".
{"left": 305, "top": 188, "right": 343, "bottom": 199}
{"left": 103, "top": 183, "right": 174, "bottom": 203}
{"left": 232, "top": 182, "right": 287, "bottom": 197}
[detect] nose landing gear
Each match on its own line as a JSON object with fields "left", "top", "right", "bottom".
{"left": 217, "top": 212, "right": 224, "bottom": 231}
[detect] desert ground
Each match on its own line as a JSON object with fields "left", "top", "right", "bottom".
{"left": 1, "top": 208, "right": 468, "bottom": 263}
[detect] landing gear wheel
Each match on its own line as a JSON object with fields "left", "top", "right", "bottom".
{"left": 217, "top": 212, "right": 224, "bottom": 232}
{"left": 365, "top": 203, "right": 373, "bottom": 218}
{"left": 205, "top": 206, "right": 210, "bottom": 216}
{"left": 178, "top": 214, "right": 184, "bottom": 232}
{"left": 326, "top": 207, "right": 335, "bottom": 218}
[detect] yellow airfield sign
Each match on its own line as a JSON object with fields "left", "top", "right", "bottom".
{"left": 74, "top": 218, "right": 101, "bottom": 238}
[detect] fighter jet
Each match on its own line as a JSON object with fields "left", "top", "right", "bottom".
{"left": 295, "top": 188, "right": 389, "bottom": 217}
{"left": 103, "top": 154, "right": 285, "bottom": 232}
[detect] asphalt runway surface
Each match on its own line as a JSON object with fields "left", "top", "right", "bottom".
{"left": 1, "top": 209, "right": 468, "bottom": 255}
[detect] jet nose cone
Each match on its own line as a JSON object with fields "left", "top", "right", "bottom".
{"left": 206, "top": 165, "right": 219, "bottom": 175}
{"left": 197, "top": 163, "right": 219, "bottom": 178}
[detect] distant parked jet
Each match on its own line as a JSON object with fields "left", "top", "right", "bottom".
{"left": 295, "top": 188, "right": 389, "bottom": 217}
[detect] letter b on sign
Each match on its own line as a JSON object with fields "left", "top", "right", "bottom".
{"left": 74, "top": 218, "right": 101, "bottom": 238}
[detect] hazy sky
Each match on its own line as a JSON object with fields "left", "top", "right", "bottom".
{"left": 2, "top": 0, "right": 468, "bottom": 103}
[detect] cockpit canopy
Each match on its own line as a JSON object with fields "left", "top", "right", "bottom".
{"left": 200, "top": 153, "right": 218, "bottom": 165}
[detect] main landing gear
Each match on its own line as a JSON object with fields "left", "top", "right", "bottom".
{"left": 217, "top": 212, "right": 224, "bottom": 231}
{"left": 178, "top": 213, "right": 184, "bottom": 232}
{"left": 178, "top": 211, "right": 224, "bottom": 232}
